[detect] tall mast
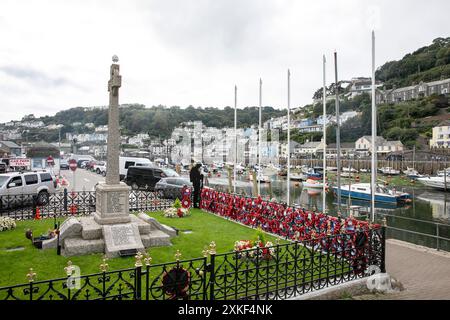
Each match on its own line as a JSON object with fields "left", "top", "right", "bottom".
{"left": 322, "top": 55, "right": 327, "bottom": 213}
{"left": 334, "top": 52, "right": 342, "bottom": 214}
{"left": 371, "top": 31, "right": 377, "bottom": 222}
{"left": 287, "top": 69, "right": 291, "bottom": 206}
{"left": 258, "top": 78, "right": 262, "bottom": 196}
{"left": 234, "top": 85, "right": 237, "bottom": 194}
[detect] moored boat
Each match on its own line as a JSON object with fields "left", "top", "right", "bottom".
{"left": 332, "top": 183, "right": 411, "bottom": 204}
{"left": 380, "top": 167, "right": 400, "bottom": 176}
{"left": 302, "top": 179, "right": 325, "bottom": 189}
{"left": 403, "top": 167, "right": 423, "bottom": 179}
{"left": 417, "top": 176, "right": 450, "bottom": 191}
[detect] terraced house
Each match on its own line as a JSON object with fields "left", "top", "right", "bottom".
{"left": 376, "top": 78, "right": 450, "bottom": 104}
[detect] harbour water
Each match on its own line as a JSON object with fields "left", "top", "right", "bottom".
{"left": 205, "top": 174, "right": 450, "bottom": 251}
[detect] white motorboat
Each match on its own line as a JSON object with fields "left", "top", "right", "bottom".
{"left": 380, "top": 167, "right": 400, "bottom": 175}
{"left": 302, "top": 179, "right": 325, "bottom": 189}
{"left": 249, "top": 173, "right": 271, "bottom": 183}
{"left": 437, "top": 168, "right": 450, "bottom": 177}
{"left": 403, "top": 167, "right": 423, "bottom": 179}
{"left": 290, "top": 173, "right": 307, "bottom": 181}
{"left": 417, "top": 176, "right": 450, "bottom": 191}
{"left": 342, "top": 167, "right": 358, "bottom": 173}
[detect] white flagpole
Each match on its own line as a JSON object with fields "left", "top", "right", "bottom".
{"left": 234, "top": 85, "right": 237, "bottom": 194}
{"left": 287, "top": 69, "right": 291, "bottom": 206}
{"left": 371, "top": 31, "right": 377, "bottom": 222}
{"left": 322, "top": 55, "right": 327, "bottom": 213}
{"left": 258, "top": 78, "right": 262, "bottom": 196}
{"left": 334, "top": 52, "right": 342, "bottom": 214}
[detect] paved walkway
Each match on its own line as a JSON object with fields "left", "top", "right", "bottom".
{"left": 357, "top": 239, "right": 450, "bottom": 300}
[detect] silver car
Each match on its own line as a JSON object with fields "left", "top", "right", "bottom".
{"left": 0, "top": 171, "right": 57, "bottom": 209}
{"left": 155, "top": 177, "right": 192, "bottom": 199}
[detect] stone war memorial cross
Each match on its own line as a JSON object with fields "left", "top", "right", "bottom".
{"left": 41, "top": 56, "right": 176, "bottom": 258}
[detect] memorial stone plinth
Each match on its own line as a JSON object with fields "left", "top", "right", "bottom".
{"left": 93, "top": 182, "right": 131, "bottom": 225}
{"left": 42, "top": 56, "right": 176, "bottom": 258}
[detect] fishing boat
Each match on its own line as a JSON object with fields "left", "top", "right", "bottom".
{"left": 379, "top": 167, "right": 400, "bottom": 175}
{"left": 417, "top": 176, "right": 450, "bottom": 191}
{"left": 333, "top": 183, "right": 411, "bottom": 204}
{"left": 403, "top": 167, "right": 423, "bottom": 179}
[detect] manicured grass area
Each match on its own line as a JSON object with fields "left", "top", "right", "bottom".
{"left": 0, "top": 209, "right": 283, "bottom": 287}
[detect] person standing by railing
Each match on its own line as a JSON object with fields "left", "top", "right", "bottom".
{"left": 190, "top": 163, "right": 203, "bottom": 208}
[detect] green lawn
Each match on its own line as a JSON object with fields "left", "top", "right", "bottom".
{"left": 0, "top": 209, "right": 284, "bottom": 288}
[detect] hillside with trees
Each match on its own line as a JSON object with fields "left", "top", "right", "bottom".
{"left": 26, "top": 104, "right": 286, "bottom": 142}
{"left": 300, "top": 37, "right": 450, "bottom": 149}
{"left": 376, "top": 37, "right": 450, "bottom": 89}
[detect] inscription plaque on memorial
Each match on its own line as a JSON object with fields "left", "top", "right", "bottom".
{"left": 111, "top": 225, "right": 136, "bottom": 247}
{"left": 103, "top": 223, "right": 144, "bottom": 258}
{"left": 107, "top": 192, "right": 124, "bottom": 214}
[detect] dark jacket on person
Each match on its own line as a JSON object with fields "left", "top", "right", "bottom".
{"left": 190, "top": 164, "right": 203, "bottom": 188}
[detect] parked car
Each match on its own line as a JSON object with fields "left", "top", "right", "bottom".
{"left": 124, "top": 166, "right": 178, "bottom": 191}
{"left": 60, "top": 159, "right": 69, "bottom": 170}
{"left": 155, "top": 177, "right": 192, "bottom": 199}
{"left": 0, "top": 171, "right": 57, "bottom": 210}
{"left": 93, "top": 161, "right": 107, "bottom": 176}
{"left": 85, "top": 160, "right": 96, "bottom": 171}
{"left": 119, "top": 157, "right": 153, "bottom": 180}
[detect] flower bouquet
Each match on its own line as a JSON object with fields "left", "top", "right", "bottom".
{"left": 233, "top": 239, "right": 276, "bottom": 262}
{"left": 0, "top": 217, "right": 16, "bottom": 232}
{"left": 163, "top": 198, "right": 190, "bottom": 218}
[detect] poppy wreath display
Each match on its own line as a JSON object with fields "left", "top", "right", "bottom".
{"left": 200, "top": 189, "right": 379, "bottom": 261}
{"left": 161, "top": 266, "right": 191, "bottom": 300}
{"left": 181, "top": 186, "right": 192, "bottom": 209}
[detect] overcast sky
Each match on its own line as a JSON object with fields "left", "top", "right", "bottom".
{"left": 0, "top": 0, "right": 449, "bottom": 122}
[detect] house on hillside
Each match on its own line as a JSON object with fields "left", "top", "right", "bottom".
{"left": 294, "top": 140, "right": 325, "bottom": 156}
{"left": 349, "top": 77, "right": 383, "bottom": 99}
{"left": 355, "top": 136, "right": 404, "bottom": 156}
{"left": 430, "top": 121, "right": 450, "bottom": 149}
{"left": 376, "top": 78, "right": 450, "bottom": 104}
{"left": 326, "top": 142, "right": 356, "bottom": 157}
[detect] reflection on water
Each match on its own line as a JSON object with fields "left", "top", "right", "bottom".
{"left": 205, "top": 174, "right": 450, "bottom": 251}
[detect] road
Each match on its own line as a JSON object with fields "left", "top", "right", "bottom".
{"left": 58, "top": 168, "right": 105, "bottom": 191}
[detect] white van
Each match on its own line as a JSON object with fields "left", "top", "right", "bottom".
{"left": 119, "top": 157, "right": 152, "bottom": 180}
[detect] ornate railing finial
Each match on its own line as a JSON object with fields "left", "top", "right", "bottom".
{"left": 175, "top": 250, "right": 182, "bottom": 261}
{"left": 202, "top": 246, "right": 210, "bottom": 257}
{"left": 144, "top": 253, "right": 152, "bottom": 266}
{"left": 100, "top": 256, "right": 109, "bottom": 272}
{"left": 209, "top": 241, "right": 216, "bottom": 255}
{"left": 27, "top": 268, "right": 37, "bottom": 282}
{"left": 135, "top": 252, "right": 144, "bottom": 267}
{"left": 64, "top": 260, "right": 75, "bottom": 276}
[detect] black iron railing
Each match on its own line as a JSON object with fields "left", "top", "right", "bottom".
{"left": 0, "top": 227, "right": 385, "bottom": 300}
{"left": 0, "top": 189, "right": 173, "bottom": 220}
